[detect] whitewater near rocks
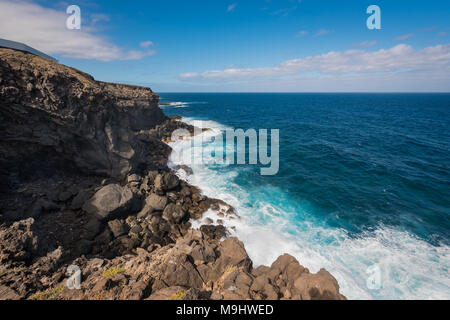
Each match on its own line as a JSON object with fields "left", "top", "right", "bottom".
{"left": 167, "top": 116, "right": 450, "bottom": 300}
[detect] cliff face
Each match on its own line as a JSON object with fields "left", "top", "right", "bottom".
{"left": 0, "top": 48, "right": 165, "bottom": 180}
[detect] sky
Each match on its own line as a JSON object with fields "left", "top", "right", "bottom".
{"left": 0, "top": 0, "right": 449, "bottom": 92}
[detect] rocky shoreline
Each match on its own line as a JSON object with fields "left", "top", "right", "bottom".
{"left": 0, "top": 48, "right": 345, "bottom": 300}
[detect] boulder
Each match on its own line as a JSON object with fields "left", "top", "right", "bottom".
{"left": 174, "top": 165, "right": 194, "bottom": 175}
{"left": 137, "top": 203, "right": 154, "bottom": 219}
{"left": 145, "top": 193, "right": 167, "bottom": 211}
{"left": 82, "top": 218, "right": 102, "bottom": 240}
{"left": 108, "top": 219, "right": 129, "bottom": 238}
{"left": 293, "top": 269, "right": 346, "bottom": 300}
{"left": 200, "top": 225, "right": 227, "bottom": 240}
{"left": 127, "top": 174, "right": 142, "bottom": 184}
{"left": 154, "top": 172, "right": 179, "bottom": 191}
{"left": 162, "top": 203, "right": 186, "bottom": 224}
{"left": 82, "top": 184, "right": 139, "bottom": 221}
{"left": 215, "top": 237, "right": 252, "bottom": 273}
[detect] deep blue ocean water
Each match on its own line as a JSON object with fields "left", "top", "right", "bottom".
{"left": 160, "top": 93, "right": 450, "bottom": 299}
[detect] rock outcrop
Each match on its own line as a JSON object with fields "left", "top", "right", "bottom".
{"left": 0, "top": 48, "right": 164, "bottom": 179}
{"left": 0, "top": 48, "right": 346, "bottom": 300}
{"left": 2, "top": 229, "right": 344, "bottom": 301}
{"left": 0, "top": 48, "right": 191, "bottom": 221}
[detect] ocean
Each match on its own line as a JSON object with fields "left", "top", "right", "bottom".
{"left": 159, "top": 93, "right": 450, "bottom": 300}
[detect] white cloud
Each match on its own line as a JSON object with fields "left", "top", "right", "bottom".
{"left": 178, "top": 44, "right": 450, "bottom": 81}
{"left": 296, "top": 30, "right": 308, "bottom": 37}
{"left": 395, "top": 33, "right": 414, "bottom": 41}
{"left": 227, "top": 3, "right": 237, "bottom": 12}
{"left": 315, "top": 29, "right": 333, "bottom": 36}
{"left": 90, "top": 13, "right": 110, "bottom": 24}
{"left": 353, "top": 40, "right": 377, "bottom": 47}
{"left": 0, "top": 0, "right": 155, "bottom": 61}
{"left": 179, "top": 72, "right": 200, "bottom": 79}
{"left": 140, "top": 41, "right": 154, "bottom": 48}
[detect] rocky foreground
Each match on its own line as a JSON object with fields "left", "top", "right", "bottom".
{"left": 0, "top": 48, "right": 345, "bottom": 300}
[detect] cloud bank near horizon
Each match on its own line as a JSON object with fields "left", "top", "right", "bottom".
{"left": 178, "top": 44, "right": 450, "bottom": 85}
{"left": 0, "top": 0, "right": 155, "bottom": 61}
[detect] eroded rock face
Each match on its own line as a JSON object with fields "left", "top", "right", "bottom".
{"left": 0, "top": 48, "right": 165, "bottom": 180}
{"left": 145, "top": 193, "right": 168, "bottom": 211}
{"left": 24, "top": 229, "right": 345, "bottom": 301}
{"left": 0, "top": 48, "right": 172, "bottom": 221}
{"left": 0, "top": 218, "right": 39, "bottom": 264}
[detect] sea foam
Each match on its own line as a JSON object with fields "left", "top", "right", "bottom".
{"left": 168, "top": 117, "right": 450, "bottom": 300}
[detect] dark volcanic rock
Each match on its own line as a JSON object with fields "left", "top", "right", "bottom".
{"left": 162, "top": 203, "right": 186, "bottom": 224}
{"left": 154, "top": 172, "right": 180, "bottom": 192}
{"left": 0, "top": 48, "right": 165, "bottom": 180}
{"left": 107, "top": 219, "right": 129, "bottom": 238}
{"left": 0, "top": 218, "right": 39, "bottom": 264}
{"left": 82, "top": 184, "right": 139, "bottom": 221}
{"left": 0, "top": 48, "right": 174, "bottom": 221}
{"left": 200, "top": 224, "right": 227, "bottom": 240}
{"left": 145, "top": 193, "right": 168, "bottom": 211}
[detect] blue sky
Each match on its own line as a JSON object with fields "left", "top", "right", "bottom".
{"left": 1, "top": 0, "right": 449, "bottom": 91}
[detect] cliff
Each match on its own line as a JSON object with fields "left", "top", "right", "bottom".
{"left": 0, "top": 48, "right": 166, "bottom": 179}
{"left": 0, "top": 48, "right": 345, "bottom": 300}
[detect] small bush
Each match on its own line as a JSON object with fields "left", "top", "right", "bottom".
{"left": 29, "top": 284, "right": 65, "bottom": 300}
{"left": 170, "top": 291, "right": 186, "bottom": 300}
{"left": 102, "top": 265, "right": 126, "bottom": 278}
{"left": 224, "top": 265, "right": 237, "bottom": 274}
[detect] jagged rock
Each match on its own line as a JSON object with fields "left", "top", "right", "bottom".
{"left": 293, "top": 269, "right": 346, "bottom": 300}
{"left": 0, "top": 48, "right": 165, "bottom": 181}
{"left": 0, "top": 285, "right": 21, "bottom": 300}
{"left": 145, "top": 193, "right": 167, "bottom": 211}
{"left": 120, "top": 279, "right": 152, "bottom": 300}
{"left": 180, "top": 186, "right": 191, "bottom": 197}
{"left": 215, "top": 238, "right": 252, "bottom": 273}
{"left": 147, "top": 286, "right": 188, "bottom": 300}
{"left": 154, "top": 172, "right": 179, "bottom": 192}
{"left": 137, "top": 203, "right": 153, "bottom": 219}
{"left": 129, "top": 225, "right": 143, "bottom": 237}
{"left": 0, "top": 218, "right": 39, "bottom": 264}
{"left": 82, "top": 184, "right": 139, "bottom": 221}
{"left": 162, "top": 203, "right": 186, "bottom": 224}
{"left": 82, "top": 218, "right": 102, "bottom": 240}
{"left": 174, "top": 165, "right": 194, "bottom": 175}
{"left": 200, "top": 225, "right": 227, "bottom": 240}
{"left": 108, "top": 220, "right": 129, "bottom": 238}
{"left": 268, "top": 254, "right": 306, "bottom": 286}
{"left": 127, "top": 174, "right": 142, "bottom": 184}
{"left": 71, "top": 189, "right": 93, "bottom": 210}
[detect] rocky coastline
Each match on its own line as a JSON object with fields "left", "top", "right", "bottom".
{"left": 0, "top": 48, "right": 345, "bottom": 300}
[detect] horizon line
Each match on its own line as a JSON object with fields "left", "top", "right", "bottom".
{"left": 156, "top": 91, "right": 450, "bottom": 94}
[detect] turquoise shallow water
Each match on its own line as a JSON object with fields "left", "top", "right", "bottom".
{"left": 160, "top": 93, "right": 450, "bottom": 299}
